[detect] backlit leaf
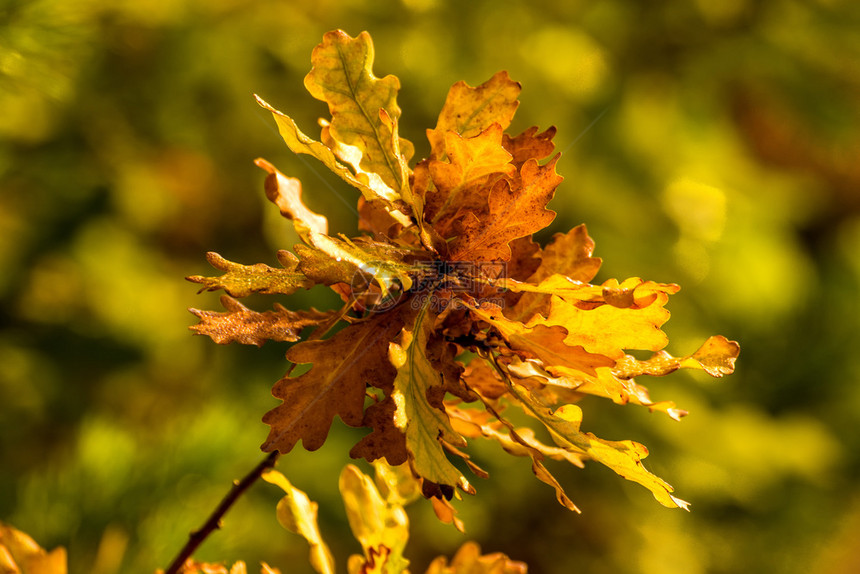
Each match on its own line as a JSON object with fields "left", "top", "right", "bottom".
{"left": 0, "top": 521, "right": 67, "bottom": 574}
{"left": 255, "top": 158, "right": 328, "bottom": 240}
{"left": 187, "top": 251, "right": 313, "bottom": 298}
{"left": 339, "top": 464, "right": 410, "bottom": 574}
{"left": 449, "top": 157, "right": 560, "bottom": 262}
{"left": 390, "top": 302, "right": 471, "bottom": 492}
{"left": 304, "top": 30, "right": 413, "bottom": 202}
{"left": 262, "top": 470, "right": 335, "bottom": 574}
{"left": 427, "top": 71, "right": 521, "bottom": 159}
{"left": 424, "top": 542, "right": 527, "bottom": 574}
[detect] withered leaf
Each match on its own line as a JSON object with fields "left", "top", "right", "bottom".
{"left": 449, "top": 157, "right": 561, "bottom": 262}
{"left": 187, "top": 251, "right": 313, "bottom": 298}
{"left": 189, "top": 296, "right": 331, "bottom": 346}
{"left": 503, "top": 125, "right": 558, "bottom": 167}
{"left": 262, "top": 310, "right": 404, "bottom": 453}
{"left": 426, "top": 124, "right": 516, "bottom": 231}
{"left": 263, "top": 470, "right": 334, "bottom": 574}
{"left": 506, "top": 383, "right": 690, "bottom": 510}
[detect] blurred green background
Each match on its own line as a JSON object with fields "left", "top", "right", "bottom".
{"left": 2, "top": 0, "right": 859, "bottom": 572}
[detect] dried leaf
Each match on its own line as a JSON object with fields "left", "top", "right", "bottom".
{"left": 506, "top": 382, "right": 689, "bottom": 510}
{"left": 469, "top": 303, "right": 615, "bottom": 377}
{"left": 615, "top": 335, "right": 741, "bottom": 378}
{"left": 427, "top": 71, "right": 521, "bottom": 159}
{"left": 449, "top": 157, "right": 560, "bottom": 262}
{"left": 189, "top": 296, "right": 331, "bottom": 346}
{"left": 426, "top": 123, "right": 516, "bottom": 232}
{"left": 254, "top": 95, "right": 410, "bottom": 225}
{"left": 262, "top": 470, "right": 335, "bottom": 574}
{"left": 187, "top": 251, "right": 313, "bottom": 298}
{"left": 262, "top": 310, "right": 404, "bottom": 453}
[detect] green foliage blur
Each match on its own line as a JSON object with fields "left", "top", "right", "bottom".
{"left": 2, "top": 0, "right": 859, "bottom": 572}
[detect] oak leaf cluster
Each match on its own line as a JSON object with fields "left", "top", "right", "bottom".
{"left": 189, "top": 29, "right": 739, "bottom": 514}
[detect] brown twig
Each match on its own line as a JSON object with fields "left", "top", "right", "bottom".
{"left": 163, "top": 450, "right": 280, "bottom": 574}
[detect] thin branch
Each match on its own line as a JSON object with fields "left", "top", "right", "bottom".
{"left": 163, "top": 450, "right": 281, "bottom": 574}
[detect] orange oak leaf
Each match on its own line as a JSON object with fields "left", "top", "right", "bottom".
{"left": 262, "top": 310, "right": 404, "bottom": 453}
{"left": 425, "top": 124, "right": 516, "bottom": 232}
{"left": 189, "top": 296, "right": 331, "bottom": 346}
{"left": 502, "top": 125, "right": 558, "bottom": 167}
{"left": 449, "top": 157, "right": 561, "bottom": 262}
{"left": 427, "top": 71, "right": 521, "bottom": 159}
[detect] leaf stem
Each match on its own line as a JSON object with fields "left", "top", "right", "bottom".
{"left": 163, "top": 450, "right": 281, "bottom": 574}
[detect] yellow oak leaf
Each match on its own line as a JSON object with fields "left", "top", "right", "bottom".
{"left": 263, "top": 470, "right": 334, "bottom": 574}
{"left": 427, "top": 71, "right": 521, "bottom": 159}
{"left": 187, "top": 251, "right": 313, "bottom": 298}
{"left": 425, "top": 123, "right": 516, "bottom": 235}
{"left": 0, "top": 521, "right": 67, "bottom": 574}
{"left": 469, "top": 303, "right": 615, "bottom": 376}
{"left": 339, "top": 465, "right": 410, "bottom": 574}
{"left": 506, "top": 383, "right": 690, "bottom": 510}
{"left": 424, "top": 542, "right": 527, "bottom": 574}
{"left": 305, "top": 30, "right": 414, "bottom": 204}
{"left": 390, "top": 303, "right": 471, "bottom": 492}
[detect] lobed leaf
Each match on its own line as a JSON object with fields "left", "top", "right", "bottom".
{"left": 261, "top": 310, "right": 404, "bottom": 453}
{"left": 469, "top": 302, "right": 615, "bottom": 377}
{"left": 339, "top": 464, "right": 410, "bottom": 574}
{"left": 427, "top": 71, "right": 521, "bottom": 159}
{"left": 187, "top": 251, "right": 313, "bottom": 298}
{"left": 504, "top": 379, "right": 689, "bottom": 510}
{"left": 255, "top": 158, "right": 328, "bottom": 240}
{"left": 189, "top": 296, "right": 331, "bottom": 346}
{"left": 424, "top": 542, "right": 527, "bottom": 574}
{"left": 390, "top": 302, "right": 471, "bottom": 492}
{"left": 305, "top": 30, "right": 413, "bottom": 201}
{"left": 449, "top": 157, "right": 561, "bottom": 262}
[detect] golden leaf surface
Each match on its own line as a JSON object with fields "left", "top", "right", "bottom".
{"left": 255, "top": 158, "right": 328, "bottom": 240}
{"left": 389, "top": 303, "right": 471, "bottom": 492}
{"left": 263, "top": 470, "right": 335, "bottom": 574}
{"left": 187, "top": 251, "right": 312, "bottom": 298}
{"left": 424, "top": 542, "right": 527, "bottom": 574}
{"left": 0, "top": 522, "right": 67, "bottom": 574}
{"left": 427, "top": 71, "right": 521, "bottom": 159}
{"left": 305, "top": 30, "right": 413, "bottom": 200}
{"left": 339, "top": 465, "right": 410, "bottom": 574}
